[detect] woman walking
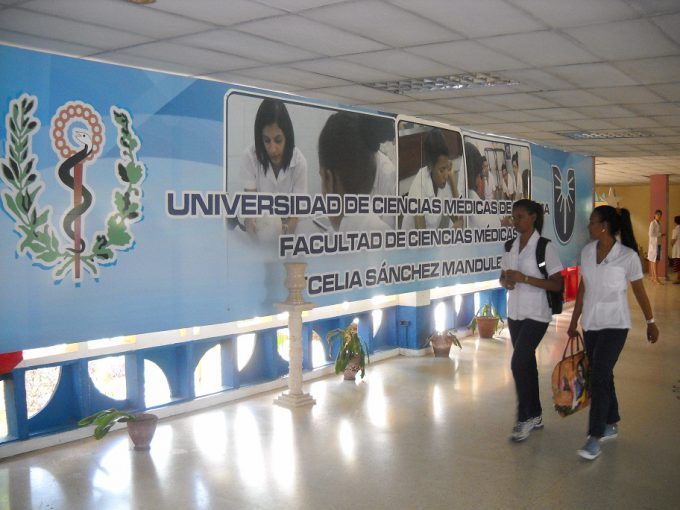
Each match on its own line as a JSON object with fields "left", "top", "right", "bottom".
{"left": 567, "top": 205, "right": 659, "bottom": 460}
{"left": 500, "top": 199, "right": 564, "bottom": 442}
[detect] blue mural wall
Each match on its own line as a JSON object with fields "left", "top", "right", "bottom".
{"left": 0, "top": 45, "right": 593, "bottom": 352}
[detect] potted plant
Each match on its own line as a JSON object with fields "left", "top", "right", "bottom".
{"left": 427, "top": 329, "right": 462, "bottom": 358}
{"left": 469, "top": 304, "right": 504, "bottom": 339}
{"left": 326, "top": 322, "right": 370, "bottom": 381}
{"left": 78, "top": 408, "right": 158, "bottom": 450}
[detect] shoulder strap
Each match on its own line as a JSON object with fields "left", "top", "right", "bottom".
{"left": 536, "top": 237, "right": 549, "bottom": 278}
{"left": 504, "top": 238, "right": 515, "bottom": 253}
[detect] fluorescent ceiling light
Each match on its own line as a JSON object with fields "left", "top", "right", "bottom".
{"left": 560, "top": 129, "right": 653, "bottom": 140}
{"left": 367, "top": 73, "right": 518, "bottom": 94}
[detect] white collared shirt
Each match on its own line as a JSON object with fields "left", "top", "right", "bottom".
{"left": 501, "top": 230, "right": 563, "bottom": 323}
{"left": 579, "top": 240, "right": 643, "bottom": 331}
{"left": 240, "top": 145, "right": 307, "bottom": 194}
{"left": 402, "top": 166, "right": 453, "bottom": 230}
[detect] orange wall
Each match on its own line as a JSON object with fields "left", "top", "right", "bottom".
{"left": 595, "top": 183, "right": 680, "bottom": 257}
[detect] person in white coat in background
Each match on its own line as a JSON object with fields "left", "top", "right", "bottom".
{"left": 647, "top": 209, "right": 665, "bottom": 283}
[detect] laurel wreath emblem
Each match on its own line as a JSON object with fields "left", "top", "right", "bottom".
{"left": 1, "top": 94, "right": 145, "bottom": 283}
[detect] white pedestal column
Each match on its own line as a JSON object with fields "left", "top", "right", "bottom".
{"left": 274, "top": 262, "right": 316, "bottom": 408}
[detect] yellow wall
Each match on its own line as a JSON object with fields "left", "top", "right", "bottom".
{"left": 595, "top": 183, "right": 680, "bottom": 256}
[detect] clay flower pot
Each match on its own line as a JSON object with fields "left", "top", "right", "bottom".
{"left": 475, "top": 317, "right": 499, "bottom": 339}
{"left": 429, "top": 330, "right": 462, "bottom": 358}
{"left": 127, "top": 413, "right": 159, "bottom": 451}
{"left": 343, "top": 355, "right": 362, "bottom": 381}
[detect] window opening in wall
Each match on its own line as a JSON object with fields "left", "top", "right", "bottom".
{"left": 144, "top": 360, "right": 171, "bottom": 408}
{"left": 454, "top": 294, "right": 462, "bottom": 314}
{"left": 277, "top": 328, "right": 290, "bottom": 362}
{"left": 194, "top": 345, "right": 222, "bottom": 397}
{"left": 26, "top": 367, "right": 61, "bottom": 418}
{"left": 311, "top": 330, "right": 326, "bottom": 368}
{"left": 434, "top": 301, "right": 446, "bottom": 332}
{"left": 237, "top": 334, "right": 255, "bottom": 371}
{"left": 372, "top": 309, "right": 383, "bottom": 336}
{"left": 474, "top": 292, "right": 481, "bottom": 314}
{"left": 0, "top": 380, "right": 7, "bottom": 437}
{"left": 88, "top": 356, "right": 126, "bottom": 401}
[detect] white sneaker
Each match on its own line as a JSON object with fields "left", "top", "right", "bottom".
{"left": 532, "top": 415, "right": 544, "bottom": 429}
{"left": 511, "top": 420, "right": 535, "bottom": 442}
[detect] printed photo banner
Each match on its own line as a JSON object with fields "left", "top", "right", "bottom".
{"left": 0, "top": 45, "right": 592, "bottom": 351}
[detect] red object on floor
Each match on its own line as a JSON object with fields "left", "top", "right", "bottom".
{"left": 0, "top": 351, "right": 23, "bottom": 374}
{"left": 562, "top": 266, "right": 580, "bottom": 302}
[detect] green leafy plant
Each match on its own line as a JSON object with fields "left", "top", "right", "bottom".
{"left": 326, "top": 322, "right": 370, "bottom": 378}
{"left": 468, "top": 303, "right": 505, "bottom": 335}
{"left": 427, "top": 328, "right": 462, "bottom": 349}
{"left": 78, "top": 408, "right": 137, "bottom": 440}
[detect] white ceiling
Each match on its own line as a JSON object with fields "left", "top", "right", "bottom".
{"left": 1, "top": 0, "right": 680, "bottom": 185}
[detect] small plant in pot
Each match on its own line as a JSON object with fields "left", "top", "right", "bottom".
{"left": 326, "top": 322, "right": 370, "bottom": 381}
{"left": 78, "top": 408, "right": 159, "bottom": 450}
{"left": 427, "top": 329, "right": 462, "bottom": 358}
{"left": 469, "top": 304, "right": 505, "bottom": 339}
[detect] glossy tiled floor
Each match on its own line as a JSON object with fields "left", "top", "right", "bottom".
{"left": 2, "top": 280, "right": 679, "bottom": 510}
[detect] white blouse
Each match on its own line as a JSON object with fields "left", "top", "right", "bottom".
{"left": 579, "top": 240, "right": 643, "bottom": 331}
{"left": 240, "top": 145, "right": 307, "bottom": 194}
{"left": 501, "top": 230, "right": 563, "bottom": 323}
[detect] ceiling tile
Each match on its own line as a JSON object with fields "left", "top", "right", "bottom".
{"left": 510, "top": 0, "right": 637, "bottom": 28}
{"left": 614, "top": 56, "right": 680, "bottom": 84}
{"left": 236, "top": 15, "right": 388, "bottom": 56}
{"left": 586, "top": 86, "right": 664, "bottom": 104}
{"left": 257, "top": 0, "right": 347, "bottom": 11}
{"left": 233, "top": 65, "right": 348, "bottom": 88}
{"left": 436, "top": 97, "right": 509, "bottom": 113}
{"left": 528, "top": 108, "right": 587, "bottom": 120}
{"left": 653, "top": 13, "right": 680, "bottom": 45}
{"left": 654, "top": 116, "right": 680, "bottom": 127}
{"left": 0, "top": 8, "right": 151, "bottom": 49}
{"left": 176, "top": 29, "right": 320, "bottom": 64}
{"left": 406, "top": 40, "right": 527, "bottom": 73}
{"left": 627, "top": 100, "right": 680, "bottom": 115}
{"left": 150, "top": 0, "right": 284, "bottom": 25}
{"left": 0, "top": 30, "right": 99, "bottom": 57}
{"left": 565, "top": 19, "right": 679, "bottom": 60}
{"left": 647, "top": 84, "right": 680, "bottom": 102}
{"left": 625, "top": 0, "right": 680, "bottom": 15}
{"left": 370, "top": 100, "right": 459, "bottom": 116}
{"left": 207, "top": 72, "right": 296, "bottom": 93}
{"left": 562, "top": 119, "right": 620, "bottom": 130}
{"left": 293, "top": 58, "right": 404, "bottom": 83}
{"left": 575, "top": 105, "right": 636, "bottom": 118}
{"left": 481, "top": 31, "right": 598, "bottom": 67}
{"left": 118, "top": 42, "right": 257, "bottom": 73}
{"left": 304, "top": 1, "right": 460, "bottom": 46}
{"left": 547, "top": 63, "right": 638, "bottom": 88}
{"left": 22, "top": 0, "right": 212, "bottom": 38}
{"left": 343, "top": 50, "right": 456, "bottom": 79}
{"left": 534, "top": 90, "right": 610, "bottom": 107}
{"left": 489, "top": 110, "right": 546, "bottom": 122}
{"left": 604, "top": 116, "right": 662, "bottom": 128}
{"left": 500, "top": 69, "right": 574, "bottom": 91}
{"left": 390, "top": 0, "right": 546, "bottom": 37}
{"left": 316, "top": 84, "right": 404, "bottom": 103}
{"left": 93, "top": 51, "right": 205, "bottom": 76}
{"left": 485, "top": 93, "right": 558, "bottom": 109}
{"left": 436, "top": 113, "right": 504, "bottom": 125}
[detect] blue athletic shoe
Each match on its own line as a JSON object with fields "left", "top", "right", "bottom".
{"left": 601, "top": 424, "right": 618, "bottom": 442}
{"left": 577, "top": 436, "right": 602, "bottom": 460}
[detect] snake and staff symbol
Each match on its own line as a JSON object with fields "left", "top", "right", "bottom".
{"left": 51, "top": 103, "right": 104, "bottom": 280}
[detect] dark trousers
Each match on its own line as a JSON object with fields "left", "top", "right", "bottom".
{"left": 583, "top": 329, "right": 627, "bottom": 437}
{"left": 508, "top": 318, "right": 549, "bottom": 422}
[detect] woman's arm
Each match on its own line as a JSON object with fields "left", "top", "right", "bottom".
{"left": 631, "top": 279, "right": 659, "bottom": 343}
{"left": 567, "top": 278, "right": 585, "bottom": 337}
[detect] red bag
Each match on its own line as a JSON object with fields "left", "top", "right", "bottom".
{"left": 551, "top": 333, "right": 590, "bottom": 417}
{"left": 0, "top": 351, "right": 23, "bottom": 375}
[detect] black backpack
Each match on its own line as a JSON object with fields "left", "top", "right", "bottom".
{"left": 504, "top": 236, "right": 564, "bottom": 315}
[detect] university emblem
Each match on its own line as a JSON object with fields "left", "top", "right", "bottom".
{"left": 1, "top": 94, "right": 145, "bottom": 283}
{"left": 552, "top": 165, "right": 575, "bottom": 244}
